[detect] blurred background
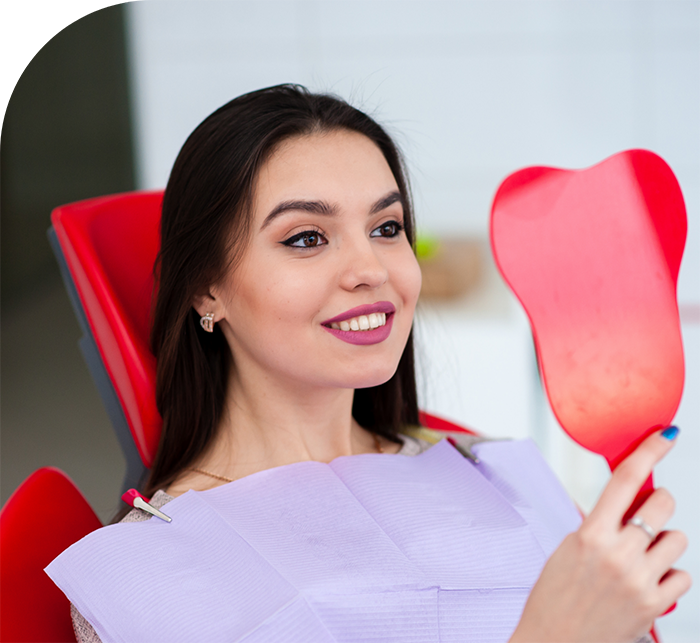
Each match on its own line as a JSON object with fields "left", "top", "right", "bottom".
{"left": 1, "top": 2, "right": 698, "bottom": 640}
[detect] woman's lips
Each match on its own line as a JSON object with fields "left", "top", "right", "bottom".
{"left": 322, "top": 313, "right": 394, "bottom": 346}
{"left": 321, "top": 301, "right": 396, "bottom": 346}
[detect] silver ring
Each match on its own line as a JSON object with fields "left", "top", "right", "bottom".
{"left": 627, "top": 516, "right": 657, "bottom": 540}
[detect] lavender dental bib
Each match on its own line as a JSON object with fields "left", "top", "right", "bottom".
{"left": 47, "top": 439, "right": 581, "bottom": 643}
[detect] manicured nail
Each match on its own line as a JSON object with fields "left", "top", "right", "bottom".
{"left": 661, "top": 426, "right": 679, "bottom": 441}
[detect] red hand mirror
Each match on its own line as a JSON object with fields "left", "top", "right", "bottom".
{"left": 490, "top": 149, "right": 686, "bottom": 500}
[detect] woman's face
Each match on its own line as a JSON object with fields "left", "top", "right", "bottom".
{"left": 203, "top": 129, "right": 422, "bottom": 392}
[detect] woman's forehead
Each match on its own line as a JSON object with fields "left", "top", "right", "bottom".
{"left": 252, "top": 130, "right": 399, "bottom": 217}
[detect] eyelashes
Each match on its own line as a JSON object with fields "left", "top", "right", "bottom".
{"left": 281, "top": 220, "right": 405, "bottom": 249}
{"left": 281, "top": 226, "right": 327, "bottom": 248}
{"left": 369, "top": 220, "right": 404, "bottom": 238}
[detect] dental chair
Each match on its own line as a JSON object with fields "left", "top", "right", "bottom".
{"left": 48, "top": 190, "right": 163, "bottom": 491}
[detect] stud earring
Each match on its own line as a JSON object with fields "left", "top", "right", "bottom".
{"left": 200, "top": 312, "right": 215, "bottom": 333}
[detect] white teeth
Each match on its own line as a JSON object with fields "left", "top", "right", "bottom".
{"left": 330, "top": 312, "right": 389, "bottom": 332}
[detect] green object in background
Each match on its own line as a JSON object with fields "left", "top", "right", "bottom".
{"left": 415, "top": 233, "right": 441, "bottom": 260}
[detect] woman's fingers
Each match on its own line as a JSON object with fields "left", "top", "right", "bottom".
{"left": 658, "top": 568, "right": 693, "bottom": 610}
{"left": 588, "top": 427, "right": 678, "bottom": 526}
{"left": 647, "top": 530, "right": 689, "bottom": 579}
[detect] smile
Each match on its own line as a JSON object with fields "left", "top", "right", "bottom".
{"left": 321, "top": 302, "right": 396, "bottom": 346}
{"left": 329, "top": 313, "right": 387, "bottom": 332}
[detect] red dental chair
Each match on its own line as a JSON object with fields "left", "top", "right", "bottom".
{"left": 0, "top": 191, "right": 475, "bottom": 642}
{"left": 48, "top": 190, "right": 164, "bottom": 490}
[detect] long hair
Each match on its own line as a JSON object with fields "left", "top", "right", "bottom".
{"left": 145, "top": 84, "right": 419, "bottom": 496}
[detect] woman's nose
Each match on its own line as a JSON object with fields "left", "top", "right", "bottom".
{"left": 338, "top": 237, "right": 389, "bottom": 291}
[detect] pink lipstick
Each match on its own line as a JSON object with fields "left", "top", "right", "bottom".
{"left": 321, "top": 301, "right": 396, "bottom": 346}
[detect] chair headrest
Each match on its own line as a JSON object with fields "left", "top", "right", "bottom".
{"left": 52, "top": 191, "right": 164, "bottom": 467}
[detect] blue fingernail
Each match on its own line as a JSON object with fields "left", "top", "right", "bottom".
{"left": 661, "top": 426, "right": 679, "bottom": 440}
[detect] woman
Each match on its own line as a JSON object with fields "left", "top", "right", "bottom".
{"left": 54, "top": 85, "right": 689, "bottom": 643}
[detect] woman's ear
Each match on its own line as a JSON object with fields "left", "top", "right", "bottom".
{"left": 192, "top": 291, "right": 223, "bottom": 322}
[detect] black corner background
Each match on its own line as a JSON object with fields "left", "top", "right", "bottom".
{"left": 1, "top": 4, "right": 135, "bottom": 306}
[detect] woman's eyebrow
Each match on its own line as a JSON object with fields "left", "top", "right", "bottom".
{"left": 261, "top": 199, "right": 336, "bottom": 229}
{"left": 369, "top": 190, "right": 403, "bottom": 215}
{"left": 260, "top": 190, "right": 403, "bottom": 230}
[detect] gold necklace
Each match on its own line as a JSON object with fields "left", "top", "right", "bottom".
{"left": 186, "top": 466, "right": 235, "bottom": 483}
{"left": 187, "top": 433, "right": 384, "bottom": 483}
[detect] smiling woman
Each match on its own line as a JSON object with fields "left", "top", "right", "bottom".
{"left": 47, "top": 85, "right": 689, "bottom": 643}
{"left": 148, "top": 88, "right": 423, "bottom": 497}
{"left": 173, "top": 128, "right": 423, "bottom": 489}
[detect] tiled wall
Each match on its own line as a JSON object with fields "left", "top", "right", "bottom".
{"left": 125, "top": 3, "right": 698, "bottom": 638}
{"left": 126, "top": 2, "right": 698, "bottom": 301}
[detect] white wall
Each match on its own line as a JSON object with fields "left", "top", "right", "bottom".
{"left": 125, "top": 3, "right": 699, "bottom": 639}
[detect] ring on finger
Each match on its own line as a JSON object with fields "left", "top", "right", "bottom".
{"left": 627, "top": 516, "right": 657, "bottom": 540}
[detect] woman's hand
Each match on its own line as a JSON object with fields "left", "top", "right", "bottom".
{"left": 510, "top": 428, "right": 692, "bottom": 643}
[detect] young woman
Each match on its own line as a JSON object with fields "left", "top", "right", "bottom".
{"left": 56, "top": 85, "right": 689, "bottom": 643}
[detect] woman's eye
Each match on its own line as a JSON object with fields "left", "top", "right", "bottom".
{"left": 370, "top": 220, "right": 404, "bottom": 238}
{"left": 282, "top": 230, "right": 328, "bottom": 248}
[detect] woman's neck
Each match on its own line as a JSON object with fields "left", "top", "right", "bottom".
{"left": 165, "top": 366, "right": 398, "bottom": 497}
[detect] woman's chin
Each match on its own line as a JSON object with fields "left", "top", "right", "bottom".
{"left": 339, "top": 364, "right": 400, "bottom": 391}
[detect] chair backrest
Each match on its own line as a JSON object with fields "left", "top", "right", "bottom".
{"left": 0, "top": 468, "right": 102, "bottom": 643}
{"left": 50, "top": 191, "right": 163, "bottom": 480}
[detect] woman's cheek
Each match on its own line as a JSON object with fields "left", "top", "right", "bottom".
{"left": 398, "top": 252, "right": 422, "bottom": 308}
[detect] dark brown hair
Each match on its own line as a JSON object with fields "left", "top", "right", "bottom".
{"left": 145, "top": 84, "right": 419, "bottom": 496}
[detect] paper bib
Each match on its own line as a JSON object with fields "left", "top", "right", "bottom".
{"left": 47, "top": 439, "right": 581, "bottom": 643}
